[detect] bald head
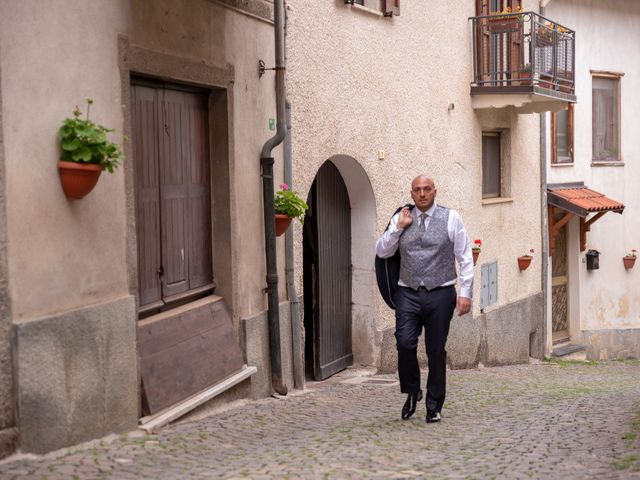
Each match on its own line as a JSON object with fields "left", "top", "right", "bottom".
{"left": 411, "top": 175, "right": 435, "bottom": 190}
{"left": 410, "top": 175, "right": 437, "bottom": 212}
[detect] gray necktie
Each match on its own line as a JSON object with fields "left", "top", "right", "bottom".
{"left": 419, "top": 213, "right": 427, "bottom": 231}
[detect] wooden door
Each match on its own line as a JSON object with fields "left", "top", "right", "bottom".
{"left": 551, "top": 208, "right": 570, "bottom": 343}
{"left": 476, "top": 0, "right": 523, "bottom": 85}
{"left": 304, "top": 161, "right": 353, "bottom": 380}
{"left": 132, "top": 80, "right": 213, "bottom": 314}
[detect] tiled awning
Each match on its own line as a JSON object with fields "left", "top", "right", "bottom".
{"left": 547, "top": 184, "right": 624, "bottom": 254}
{"left": 547, "top": 186, "right": 625, "bottom": 218}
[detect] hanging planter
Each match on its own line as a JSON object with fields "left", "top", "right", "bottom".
{"left": 274, "top": 183, "right": 308, "bottom": 237}
{"left": 487, "top": 16, "right": 520, "bottom": 33}
{"left": 518, "top": 255, "right": 532, "bottom": 271}
{"left": 623, "top": 250, "right": 637, "bottom": 270}
{"left": 471, "top": 239, "right": 482, "bottom": 266}
{"left": 518, "top": 248, "right": 535, "bottom": 271}
{"left": 57, "top": 161, "right": 103, "bottom": 199}
{"left": 275, "top": 214, "right": 292, "bottom": 237}
{"left": 57, "top": 98, "right": 123, "bottom": 200}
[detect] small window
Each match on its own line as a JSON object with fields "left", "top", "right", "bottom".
{"left": 345, "top": 0, "right": 399, "bottom": 16}
{"left": 482, "top": 132, "right": 501, "bottom": 198}
{"left": 592, "top": 75, "right": 621, "bottom": 162}
{"left": 552, "top": 104, "right": 574, "bottom": 164}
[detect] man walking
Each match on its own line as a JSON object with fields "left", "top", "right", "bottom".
{"left": 376, "top": 175, "right": 473, "bottom": 423}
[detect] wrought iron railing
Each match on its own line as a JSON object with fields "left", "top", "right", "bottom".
{"left": 470, "top": 11, "right": 575, "bottom": 94}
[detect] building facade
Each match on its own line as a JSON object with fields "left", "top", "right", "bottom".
{"left": 0, "top": 0, "right": 299, "bottom": 456}
{"left": 543, "top": 0, "right": 640, "bottom": 359}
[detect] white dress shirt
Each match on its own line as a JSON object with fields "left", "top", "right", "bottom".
{"left": 376, "top": 203, "right": 473, "bottom": 299}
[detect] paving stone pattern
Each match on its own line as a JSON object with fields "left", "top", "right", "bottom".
{"left": 1, "top": 361, "right": 639, "bottom": 479}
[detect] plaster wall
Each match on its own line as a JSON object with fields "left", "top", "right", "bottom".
{"left": 0, "top": 0, "right": 131, "bottom": 320}
{"left": 545, "top": 0, "right": 640, "bottom": 336}
{"left": 286, "top": 1, "right": 543, "bottom": 367}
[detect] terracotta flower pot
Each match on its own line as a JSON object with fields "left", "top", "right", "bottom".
{"left": 275, "top": 214, "right": 292, "bottom": 237}
{"left": 57, "top": 161, "right": 103, "bottom": 199}
{"left": 472, "top": 250, "right": 480, "bottom": 266}
{"left": 518, "top": 255, "right": 532, "bottom": 271}
{"left": 623, "top": 256, "right": 636, "bottom": 270}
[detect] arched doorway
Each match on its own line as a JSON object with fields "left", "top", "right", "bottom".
{"left": 303, "top": 160, "right": 352, "bottom": 380}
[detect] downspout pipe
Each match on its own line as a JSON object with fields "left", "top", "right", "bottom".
{"left": 260, "top": 0, "right": 287, "bottom": 395}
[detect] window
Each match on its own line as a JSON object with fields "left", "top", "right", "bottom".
{"left": 551, "top": 103, "right": 574, "bottom": 164}
{"left": 482, "top": 132, "right": 501, "bottom": 198}
{"left": 345, "top": 0, "right": 399, "bottom": 16}
{"left": 592, "top": 74, "right": 621, "bottom": 162}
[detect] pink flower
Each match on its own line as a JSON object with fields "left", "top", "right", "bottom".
{"left": 279, "top": 183, "right": 289, "bottom": 190}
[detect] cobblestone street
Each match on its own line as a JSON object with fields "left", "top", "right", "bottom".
{"left": 1, "top": 361, "right": 639, "bottom": 479}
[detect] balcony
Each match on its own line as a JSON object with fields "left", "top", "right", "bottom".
{"left": 470, "top": 11, "right": 577, "bottom": 113}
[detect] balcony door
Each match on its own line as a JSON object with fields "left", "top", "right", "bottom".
{"left": 476, "top": 0, "right": 523, "bottom": 86}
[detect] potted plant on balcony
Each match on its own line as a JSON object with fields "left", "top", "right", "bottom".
{"left": 274, "top": 183, "right": 308, "bottom": 236}
{"left": 513, "top": 64, "right": 532, "bottom": 86}
{"left": 487, "top": 6, "right": 523, "bottom": 33}
{"left": 518, "top": 248, "right": 535, "bottom": 271}
{"left": 556, "top": 69, "right": 573, "bottom": 93}
{"left": 472, "top": 239, "right": 482, "bottom": 266}
{"left": 57, "top": 98, "right": 123, "bottom": 199}
{"left": 623, "top": 249, "right": 637, "bottom": 270}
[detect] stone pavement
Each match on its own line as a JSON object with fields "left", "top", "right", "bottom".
{"left": 1, "top": 360, "right": 639, "bottom": 479}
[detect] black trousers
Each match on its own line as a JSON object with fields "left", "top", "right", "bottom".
{"left": 394, "top": 285, "right": 457, "bottom": 413}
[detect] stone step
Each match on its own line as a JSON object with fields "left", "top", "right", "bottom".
{"left": 551, "top": 343, "right": 586, "bottom": 358}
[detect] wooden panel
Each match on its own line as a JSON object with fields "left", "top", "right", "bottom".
{"left": 138, "top": 297, "right": 244, "bottom": 414}
{"left": 132, "top": 85, "right": 162, "bottom": 307}
{"left": 160, "top": 89, "right": 189, "bottom": 297}
{"left": 314, "top": 161, "right": 353, "bottom": 380}
{"left": 185, "top": 92, "right": 213, "bottom": 289}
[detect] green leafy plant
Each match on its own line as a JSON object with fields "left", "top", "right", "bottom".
{"left": 472, "top": 239, "right": 482, "bottom": 252}
{"left": 58, "top": 98, "right": 123, "bottom": 173}
{"left": 625, "top": 249, "right": 637, "bottom": 258}
{"left": 274, "top": 183, "right": 308, "bottom": 223}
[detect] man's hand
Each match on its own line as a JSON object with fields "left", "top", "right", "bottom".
{"left": 396, "top": 207, "right": 413, "bottom": 229}
{"left": 456, "top": 296, "right": 471, "bottom": 316}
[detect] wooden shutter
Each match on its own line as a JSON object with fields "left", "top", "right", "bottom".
{"left": 384, "top": 0, "right": 399, "bottom": 16}
{"left": 160, "top": 89, "right": 190, "bottom": 298}
{"left": 132, "top": 85, "right": 162, "bottom": 309}
{"left": 185, "top": 92, "right": 213, "bottom": 290}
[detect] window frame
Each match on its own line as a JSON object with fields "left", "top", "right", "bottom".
{"left": 551, "top": 103, "right": 574, "bottom": 165}
{"left": 482, "top": 131, "right": 502, "bottom": 199}
{"left": 345, "top": 0, "right": 399, "bottom": 16}
{"left": 591, "top": 71, "right": 623, "bottom": 164}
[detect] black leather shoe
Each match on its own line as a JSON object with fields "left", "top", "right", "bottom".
{"left": 426, "top": 409, "right": 441, "bottom": 423}
{"left": 401, "top": 390, "right": 423, "bottom": 420}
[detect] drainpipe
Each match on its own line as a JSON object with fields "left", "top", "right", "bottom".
{"left": 260, "top": 0, "right": 287, "bottom": 395}
{"left": 539, "top": 2, "right": 550, "bottom": 358}
{"left": 284, "top": 101, "right": 304, "bottom": 389}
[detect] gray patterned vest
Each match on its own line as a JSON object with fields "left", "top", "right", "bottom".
{"left": 398, "top": 205, "right": 456, "bottom": 290}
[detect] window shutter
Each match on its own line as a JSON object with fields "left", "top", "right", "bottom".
{"left": 384, "top": 0, "right": 399, "bottom": 16}
{"left": 184, "top": 92, "right": 213, "bottom": 290}
{"left": 160, "top": 89, "right": 189, "bottom": 298}
{"left": 132, "top": 85, "right": 162, "bottom": 308}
